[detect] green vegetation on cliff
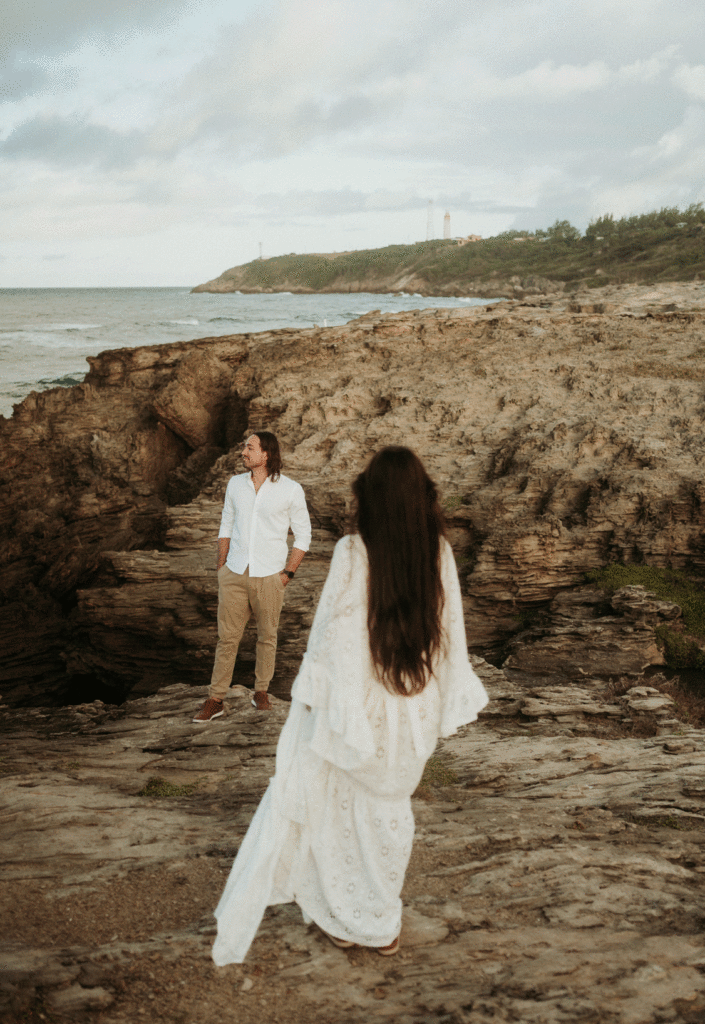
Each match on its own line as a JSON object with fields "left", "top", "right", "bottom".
{"left": 586, "top": 564, "right": 705, "bottom": 673}
{"left": 195, "top": 203, "right": 705, "bottom": 294}
{"left": 207, "top": 239, "right": 452, "bottom": 292}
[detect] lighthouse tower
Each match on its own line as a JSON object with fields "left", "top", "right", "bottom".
{"left": 443, "top": 211, "right": 451, "bottom": 239}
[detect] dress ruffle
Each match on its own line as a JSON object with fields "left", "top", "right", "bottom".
{"left": 292, "top": 658, "right": 375, "bottom": 771}
{"left": 291, "top": 535, "right": 376, "bottom": 769}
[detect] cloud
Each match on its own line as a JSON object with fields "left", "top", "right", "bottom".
{"left": 0, "top": 114, "right": 143, "bottom": 167}
{"left": 518, "top": 105, "right": 705, "bottom": 231}
{"left": 673, "top": 63, "right": 705, "bottom": 101}
{"left": 2, "top": 0, "right": 202, "bottom": 59}
{"left": 247, "top": 187, "right": 535, "bottom": 219}
{"left": 647, "top": 105, "right": 705, "bottom": 162}
{"left": 2, "top": 0, "right": 705, "bottom": 286}
{"left": 0, "top": 0, "right": 251, "bottom": 109}
{"left": 140, "top": 1, "right": 692, "bottom": 179}
{"left": 617, "top": 46, "right": 680, "bottom": 83}
{"left": 147, "top": 0, "right": 416, "bottom": 160}
{"left": 472, "top": 60, "right": 610, "bottom": 102}
{"left": 0, "top": 58, "right": 51, "bottom": 101}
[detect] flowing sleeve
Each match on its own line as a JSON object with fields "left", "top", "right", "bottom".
{"left": 435, "top": 540, "right": 490, "bottom": 736}
{"left": 291, "top": 535, "right": 376, "bottom": 770}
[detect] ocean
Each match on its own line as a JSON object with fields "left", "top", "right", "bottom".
{"left": 0, "top": 287, "right": 492, "bottom": 420}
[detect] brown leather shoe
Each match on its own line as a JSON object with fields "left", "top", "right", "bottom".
{"left": 192, "top": 698, "right": 224, "bottom": 723}
{"left": 251, "top": 691, "right": 272, "bottom": 710}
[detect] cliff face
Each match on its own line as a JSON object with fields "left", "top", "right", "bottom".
{"left": 191, "top": 262, "right": 560, "bottom": 300}
{"left": 2, "top": 283, "right": 705, "bottom": 705}
{"left": 0, "top": 338, "right": 248, "bottom": 704}
{"left": 191, "top": 214, "right": 705, "bottom": 298}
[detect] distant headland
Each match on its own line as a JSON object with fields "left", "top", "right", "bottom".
{"left": 192, "top": 204, "right": 705, "bottom": 298}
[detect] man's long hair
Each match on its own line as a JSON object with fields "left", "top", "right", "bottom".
{"left": 352, "top": 446, "right": 446, "bottom": 696}
{"left": 254, "top": 431, "right": 282, "bottom": 481}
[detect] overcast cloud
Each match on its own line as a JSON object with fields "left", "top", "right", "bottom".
{"left": 1, "top": 0, "right": 704, "bottom": 286}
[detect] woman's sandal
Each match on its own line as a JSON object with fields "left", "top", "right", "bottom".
{"left": 321, "top": 929, "right": 356, "bottom": 949}
{"left": 376, "top": 936, "right": 400, "bottom": 956}
{"left": 321, "top": 927, "right": 399, "bottom": 955}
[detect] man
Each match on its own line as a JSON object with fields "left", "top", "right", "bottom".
{"left": 193, "top": 431, "right": 311, "bottom": 720}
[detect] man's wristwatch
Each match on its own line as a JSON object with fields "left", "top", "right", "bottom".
{"left": 281, "top": 569, "right": 295, "bottom": 579}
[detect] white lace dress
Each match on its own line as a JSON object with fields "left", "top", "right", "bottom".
{"left": 212, "top": 534, "right": 489, "bottom": 965}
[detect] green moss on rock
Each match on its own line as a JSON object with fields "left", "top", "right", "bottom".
{"left": 586, "top": 564, "right": 705, "bottom": 671}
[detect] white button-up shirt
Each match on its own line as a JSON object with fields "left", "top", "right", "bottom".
{"left": 218, "top": 472, "right": 312, "bottom": 577}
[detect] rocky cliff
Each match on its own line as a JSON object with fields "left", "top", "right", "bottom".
{"left": 191, "top": 263, "right": 560, "bottom": 300}
{"left": 2, "top": 281, "right": 705, "bottom": 707}
{"left": 191, "top": 209, "right": 705, "bottom": 298}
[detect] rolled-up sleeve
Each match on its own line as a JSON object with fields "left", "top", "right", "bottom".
{"left": 218, "top": 479, "right": 238, "bottom": 539}
{"left": 289, "top": 483, "right": 312, "bottom": 551}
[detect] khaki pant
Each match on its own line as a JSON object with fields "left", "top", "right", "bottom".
{"left": 209, "top": 566, "right": 286, "bottom": 700}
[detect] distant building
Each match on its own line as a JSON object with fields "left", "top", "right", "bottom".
{"left": 456, "top": 235, "right": 483, "bottom": 246}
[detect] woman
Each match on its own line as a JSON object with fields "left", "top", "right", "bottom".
{"left": 212, "top": 446, "right": 488, "bottom": 963}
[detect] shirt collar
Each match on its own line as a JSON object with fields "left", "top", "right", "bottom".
{"left": 247, "top": 472, "right": 271, "bottom": 491}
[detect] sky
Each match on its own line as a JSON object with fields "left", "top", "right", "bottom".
{"left": 2, "top": 0, "right": 705, "bottom": 287}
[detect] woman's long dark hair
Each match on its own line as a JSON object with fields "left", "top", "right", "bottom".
{"left": 352, "top": 446, "right": 446, "bottom": 696}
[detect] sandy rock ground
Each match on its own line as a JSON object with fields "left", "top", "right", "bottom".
{"left": 2, "top": 657, "right": 705, "bottom": 1024}
{"left": 569, "top": 279, "right": 705, "bottom": 312}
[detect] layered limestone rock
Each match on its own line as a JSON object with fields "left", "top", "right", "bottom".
{"left": 2, "top": 662, "right": 704, "bottom": 1024}
{"left": 2, "top": 284, "right": 705, "bottom": 704}
{"left": 502, "top": 586, "right": 680, "bottom": 683}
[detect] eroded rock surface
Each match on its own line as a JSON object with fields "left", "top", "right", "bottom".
{"left": 3, "top": 283, "right": 705, "bottom": 705}
{"left": 2, "top": 661, "right": 704, "bottom": 1024}
{"left": 503, "top": 585, "right": 680, "bottom": 683}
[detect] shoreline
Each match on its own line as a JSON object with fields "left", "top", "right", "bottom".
{"left": 194, "top": 278, "right": 705, "bottom": 306}
{"left": 1, "top": 290, "right": 485, "bottom": 421}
